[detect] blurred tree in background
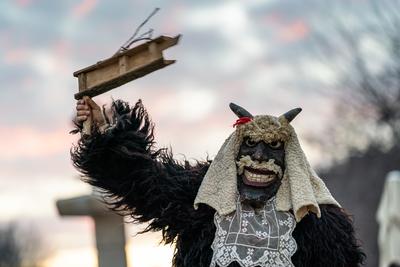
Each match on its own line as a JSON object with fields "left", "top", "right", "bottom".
{"left": 310, "top": 0, "right": 400, "bottom": 160}
{"left": 0, "top": 223, "right": 47, "bottom": 267}
{"left": 0, "top": 224, "right": 22, "bottom": 267}
{"left": 307, "top": 1, "right": 400, "bottom": 266}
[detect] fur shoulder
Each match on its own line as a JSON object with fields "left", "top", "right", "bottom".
{"left": 292, "top": 204, "right": 366, "bottom": 267}
{"left": 71, "top": 99, "right": 212, "bottom": 244}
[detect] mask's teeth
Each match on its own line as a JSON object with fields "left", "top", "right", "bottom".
{"left": 244, "top": 170, "right": 275, "bottom": 183}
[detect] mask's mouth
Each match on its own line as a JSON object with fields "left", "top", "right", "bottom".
{"left": 242, "top": 166, "right": 277, "bottom": 187}
{"left": 236, "top": 156, "right": 283, "bottom": 188}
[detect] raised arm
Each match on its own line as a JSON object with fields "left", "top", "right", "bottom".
{"left": 71, "top": 98, "right": 211, "bottom": 243}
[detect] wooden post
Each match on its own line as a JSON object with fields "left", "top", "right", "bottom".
{"left": 56, "top": 191, "right": 128, "bottom": 267}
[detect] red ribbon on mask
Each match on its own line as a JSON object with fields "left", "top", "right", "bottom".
{"left": 233, "top": 117, "right": 252, "bottom": 127}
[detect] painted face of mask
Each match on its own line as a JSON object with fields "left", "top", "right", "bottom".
{"left": 229, "top": 102, "right": 301, "bottom": 208}
{"left": 236, "top": 136, "right": 285, "bottom": 208}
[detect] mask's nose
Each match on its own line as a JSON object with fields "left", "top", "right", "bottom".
{"left": 251, "top": 143, "right": 268, "bottom": 162}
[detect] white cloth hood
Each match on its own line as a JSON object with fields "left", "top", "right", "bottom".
{"left": 377, "top": 171, "right": 400, "bottom": 267}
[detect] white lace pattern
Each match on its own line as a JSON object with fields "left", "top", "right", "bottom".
{"left": 210, "top": 197, "right": 297, "bottom": 267}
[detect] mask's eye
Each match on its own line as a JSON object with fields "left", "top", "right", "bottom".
{"left": 269, "top": 140, "right": 283, "bottom": 149}
{"left": 245, "top": 138, "right": 257, "bottom": 147}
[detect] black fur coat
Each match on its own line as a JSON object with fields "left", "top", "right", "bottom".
{"left": 71, "top": 100, "right": 365, "bottom": 267}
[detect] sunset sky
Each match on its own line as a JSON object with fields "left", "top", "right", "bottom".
{"left": 0, "top": 0, "right": 387, "bottom": 266}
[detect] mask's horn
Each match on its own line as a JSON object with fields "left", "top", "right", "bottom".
{"left": 229, "top": 103, "right": 253, "bottom": 118}
{"left": 280, "top": 108, "right": 302, "bottom": 123}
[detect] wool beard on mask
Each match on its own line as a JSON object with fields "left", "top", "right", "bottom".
{"left": 236, "top": 155, "right": 284, "bottom": 208}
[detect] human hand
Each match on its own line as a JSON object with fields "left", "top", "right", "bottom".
{"left": 75, "top": 96, "right": 106, "bottom": 129}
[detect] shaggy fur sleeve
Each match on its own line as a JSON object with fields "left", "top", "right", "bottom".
{"left": 71, "top": 99, "right": 210, "bottom": 244}
{"left": 291, "top": 204, "right": 366, "bottom": 267}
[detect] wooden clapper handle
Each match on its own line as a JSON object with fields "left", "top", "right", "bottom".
{"left": 82, "top": 96, "right": 92, "bottom": 136}
{"left": 82, "top": 115, "right": 92, "bottom": 136}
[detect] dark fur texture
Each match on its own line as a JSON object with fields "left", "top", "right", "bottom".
{"left": 292, "top": 205, "right": 366, "bottom": 267}
{"left": 71, "top": 100, "right": 365, "bottom": 267}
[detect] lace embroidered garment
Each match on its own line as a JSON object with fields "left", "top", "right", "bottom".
{"left": 210, "top": 197, "right": 297, "bottom": 267}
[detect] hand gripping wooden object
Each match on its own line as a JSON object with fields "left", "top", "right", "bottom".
{"left": 74, "top": 35, "right": 181, "bottom": 135}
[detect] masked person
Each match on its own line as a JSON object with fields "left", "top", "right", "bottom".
{"left": 72, "top": 97, "right": 365, "bottom": 267}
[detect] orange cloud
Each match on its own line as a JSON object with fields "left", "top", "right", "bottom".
{"left": 278, "top": 20, "right": 310, "bottom": 43}
{"left": 0, "top": 126, "right": 77, "bottom": 160}
{"left": 72, "top": 0, "right": 97, "bottom": 18}
{"left": 264, "top": 12, "right": 284, "bottom": 26}
{"left": 4, "top": 48, "right": 28, "bottom": 65}
{"left": 16, "top": 0, "right": 33, "bottom": 8}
